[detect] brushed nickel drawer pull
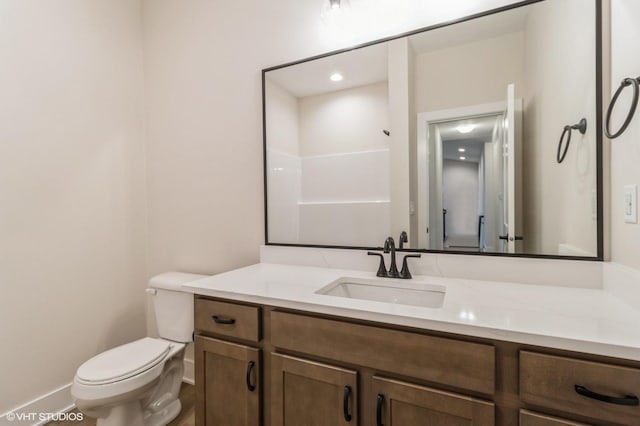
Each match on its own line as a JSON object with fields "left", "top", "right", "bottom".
{"left": 575, "top": 385, "right": 639, "bottom": 406}
{"left": 211, "top": 315, "right": 236, "bottom": 325}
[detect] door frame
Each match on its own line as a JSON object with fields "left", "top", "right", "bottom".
{"left": 417, "top": 101, "right": 512, "bottom": 249}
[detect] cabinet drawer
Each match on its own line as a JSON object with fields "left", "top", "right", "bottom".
{"left": 270, "top": 311, "right": 495, "bottom": 395}
{"left": 520, "top": 351, "right": 640, "bottom": 425}
{"left": 195, "top": 298, "right": 261, "bottom": 342}
{"left": 519, "top": 410, "right": 589, "bottom": 426}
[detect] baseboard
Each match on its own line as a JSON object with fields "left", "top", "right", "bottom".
{"left": 0, "top": 358, "right": 195, "bottom": 426}
{"left": 183, "top": 357, "right": 194, "bottom": 385}
{"left": 0, "top": 383, "right": 74, "bottom": 426}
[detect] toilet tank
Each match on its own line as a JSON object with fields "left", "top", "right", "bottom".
{"left": 148, "top": 272, "right": 208, "bottom": 343}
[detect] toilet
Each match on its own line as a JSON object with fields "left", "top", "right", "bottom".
{"left": 71, "top": 272, "right": 206, "bottom": 426}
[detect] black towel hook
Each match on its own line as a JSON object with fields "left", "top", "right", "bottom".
{"left": 605, "top": 76, "right": 640, "bottom": 139}
{"left": 557, "top": 118, "right": 587, "bottom": 164}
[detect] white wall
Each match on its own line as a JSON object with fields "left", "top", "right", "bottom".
{"left": 299, "top": 82, "right": 388, "bottom": 156}
{"left": 443, "top": 160, "right": 480, "bottom": 237}
{"left": 522, "top": 0, "right": 598, "bottom": 256}
{"left": 610, "top": 0, "right": 640, "bottom": 269}
{"left": 388, "top": 38, "right": 413, "bottom": 245}
{"left": 265, "top": 79, "right": 300, "bottom": 156}
{"left": 0, "top": 0, "right": 146, "bottom": 415}
{"left": 413, "top": 31, "right": 525, "bottom": 113}
{"left": 265, "top": 79, "right": 301, "bottom": 243}
{"left": 296, "top": 82, "right": 390, "bottom": 246}
{"left": 143, "top": 0, "right": 270, "bottom": 277}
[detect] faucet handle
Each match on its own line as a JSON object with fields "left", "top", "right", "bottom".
{"left": 399, "top": 231, "right": 408, "bottom": 249}
{"left": 367, "top": 252, "right": 388, "bottom": 277}
{"left": 400, "top": 254, "right": 421, "bottom": 279}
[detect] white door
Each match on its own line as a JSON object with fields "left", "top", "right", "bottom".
{"left": 502, "top": 83, "right": 522, "bottom": 253}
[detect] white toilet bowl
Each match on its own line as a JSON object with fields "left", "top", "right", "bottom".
{"left": 71, "top": 272, "right": 206, "bottom": 426}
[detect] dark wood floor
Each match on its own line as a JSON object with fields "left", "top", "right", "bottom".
{"left": 48, "top": 382, "right": 194, "bottom": 426}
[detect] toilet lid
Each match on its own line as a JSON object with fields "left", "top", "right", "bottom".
{"left": 76, "top": 338, "right": 171, "bottom": 385}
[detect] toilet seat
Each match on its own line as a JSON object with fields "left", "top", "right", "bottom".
{"left": 72, "top": 338, "right": 185, "bottom": 403}
{"left": 76, "top": 337, "right": 172, "bottom": 385}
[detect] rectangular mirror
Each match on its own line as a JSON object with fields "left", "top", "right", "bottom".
{"left": 263, "top": 0, "right": 603, "bottom": 259}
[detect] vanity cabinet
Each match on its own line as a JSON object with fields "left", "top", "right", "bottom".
{"left": 194, "top": 296, "right": 640, "bottom": 426}
{"left": 194, "top": 297, "right": 263, "bottom": 426}
{"left": 271, "top": 353, "right": 358, "bottom": 425}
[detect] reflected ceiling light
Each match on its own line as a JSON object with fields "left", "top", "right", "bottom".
{"left": 329, "top": 72, "right": 343, "bottom": 82}
{"left": 458, "top": 148, "right": 466, "bottom": 152}
{"left": 456, "top": 124, "right": 475, "bottom": 134}
{"left": 459, "top": 156, "right": 466, "bottom": 160}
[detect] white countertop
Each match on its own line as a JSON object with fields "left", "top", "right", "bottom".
{"left": 184, "top": 263, "right": 640, "bottom": 361}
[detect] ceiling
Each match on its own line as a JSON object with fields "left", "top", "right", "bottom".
{"left": 266, "top": 42, "right": 388, "bottom": 98}
{"left": 438, "top": 115, "right": 502, "bottom": 163}
{"left": 265, "top": 2, "right": 529, "bottom": 99}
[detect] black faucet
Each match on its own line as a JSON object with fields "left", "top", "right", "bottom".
{"left": 367, "top": 252, "right": 387, "bottom": 277}
{"left": 383, "top": 237, "right": 400, "bottom": 278}
{"left": 398, "top": 231, "right": 408, "bottom": 249}
{"left": 369, "top": 236, "right": 421, "bottom": 279}
{"left": 400, "top": 254, "right": 421, "bottom": 279}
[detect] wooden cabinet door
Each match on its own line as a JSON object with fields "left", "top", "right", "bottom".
{"left": 520, "top": 409, "right": 591, "bottom": 426}
{"left": 271, "top": 353, "right": 358, "bottom": 426}
{"left": 372, "top": 376, "right": 494, "bottom": 426}
{"left": 195, "top": 336, "right": 260, "bottom": 426}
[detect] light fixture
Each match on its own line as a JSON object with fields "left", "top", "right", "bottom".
{"left": 329, "top": 72, "right": 343, "bottom": 82}
{"left": 458, "top": 148, "right": 466, "bottom": 152}
{"left": 456, "top": 124, "right": 475, "bottom": 134}
{"left": 459, "top": 156, "right": 466, "bottom": 160}
{"left": 320, "top": 0, "right": 351, "bottom": 27}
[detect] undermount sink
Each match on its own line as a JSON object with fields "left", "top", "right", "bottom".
{"left": 315, "top": 277, "right": 445, "bottom": 308}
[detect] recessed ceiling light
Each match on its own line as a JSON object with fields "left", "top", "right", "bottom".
{"left": 329, "top": 72, "right": 343, "bottom": 82}
{"left": 330, "top": 0, "right": 341, "bottom": 9}
{"left": 456, "top": 124, "right": 475, "bottom": 134}
{"left": 459, "top": 156, "right": 466, "bottom": 160}
{"left": 458, "top": 148, "right": 466, "bottom": 153}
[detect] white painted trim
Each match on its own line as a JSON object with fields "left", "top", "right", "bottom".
{"left": 0, "top": 360, "right": 196, "bottom": 426}
{"left": 183, "top": 358, "right": 195, "bottom": 385}
{"left": 298, "top": 200, "right": 390, "bottom": 206}
{"left": 0, "top": 383, "right": 74, "bottom": 426}
{"left": 300, "top": 148, "right": 389, "bottom": 160}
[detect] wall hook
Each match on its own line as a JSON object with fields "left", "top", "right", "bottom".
{"left": 557, "top": 118, "right": 587, "bottom": 164}
{"left": 605, "top": 76, "right": 640, "bottom": 139}
{"left": 382, "top": 130, "right": 390, "bottom": 136}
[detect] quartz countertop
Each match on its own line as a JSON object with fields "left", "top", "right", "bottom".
{"left": 184, "top": 263, "right": 640, "bottom": 361}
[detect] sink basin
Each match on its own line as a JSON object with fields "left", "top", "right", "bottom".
{"left": 315, "top": 277, "right": 445, "bottom": 308}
